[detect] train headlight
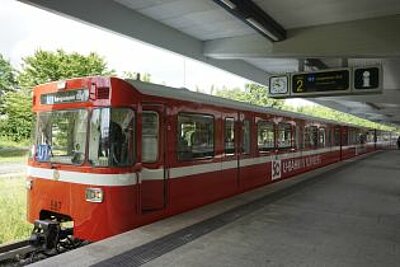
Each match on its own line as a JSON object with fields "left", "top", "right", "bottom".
{"left": 85, "top": 188, "right": 104, "bottom": 203}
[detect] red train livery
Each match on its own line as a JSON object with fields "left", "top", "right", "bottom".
{"left": 26, "top": 76, "right": 384, "bottom": 244}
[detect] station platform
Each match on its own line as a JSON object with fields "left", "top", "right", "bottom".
{"left": 34, "top": 150, "right": 400, "bottom": 267}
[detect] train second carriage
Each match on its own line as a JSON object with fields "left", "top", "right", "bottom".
{"left": 26, "top": 76, "right": 382, "bottom": 246}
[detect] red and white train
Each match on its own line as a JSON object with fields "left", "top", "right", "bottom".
{"left": 27, "top": 76, "right": 386, "bottom": 247}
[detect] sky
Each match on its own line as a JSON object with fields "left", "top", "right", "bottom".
{"left": 0, "top": 0, "right": 312, "bottom": 107}
{"left": 0, "top": 0, "right": 251, "bottom": 93}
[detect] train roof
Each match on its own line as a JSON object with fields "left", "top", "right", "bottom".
{"left": 126, "top": 79, "right": 368, "bottom": 129}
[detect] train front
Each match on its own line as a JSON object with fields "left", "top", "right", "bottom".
{"left": 26, "top": 77, "right": 141, "bottom": 245}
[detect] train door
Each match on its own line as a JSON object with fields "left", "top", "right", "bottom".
{"left": 238, "top": 112, "right": 253, "bottom": 190}
{"left": 222, "top": 113, "right": 239, "bottom": 190}
{"left": 140, "top": 104, "right": 167, "bottom": 212}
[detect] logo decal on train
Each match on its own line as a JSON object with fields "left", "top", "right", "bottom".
{"left": 272, "top": 160, "right": 281, "bottom": 180}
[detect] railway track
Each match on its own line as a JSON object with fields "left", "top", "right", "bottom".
{"left": 0, "top": 237, "right": 87, "bottom": 266}
{"left": 0, "top": 239, "right": 37, "bottom": 266}
{"left": 0, "top": 219, "right": 89, "bottom": 266}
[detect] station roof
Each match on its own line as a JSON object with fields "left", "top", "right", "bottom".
{"left": 20, "top": 0, "right": 400, "bottom": 126}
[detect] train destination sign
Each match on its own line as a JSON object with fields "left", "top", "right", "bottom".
{"left": 40, "top": 89, "right": 89, "bottom": 105}
{"left": 268, "top": 66, "right": 382, "bottom": 98}
{"left": 291, "top": 69, "right": 350, "bottom": 96}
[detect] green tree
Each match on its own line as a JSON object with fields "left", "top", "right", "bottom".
{"left": 215, "top": 83, "right": 284, "bottom": 109}
{"left": 215, "top": 86, "right": 249, "bottom": 103}
{"left": 18, "top": 49, "right": 115, "bottom": 91}
{"left": 0, "top": 54, "right": 18, "bottom": 115}
{"left": 0, "top": 91, "right": 33, "bottom": 141}
{"left": 122, "top": 71, "right": 151, "bottom": 82}
{"left": 214, "top": 82, "right": 396, "bottom": 131}
{"left": 0, "top": 54, "right": 17, "bottom": 94}
{"left": 0, "top": 49, "right": 115, "bottom": 142}
{"left": 291, "top": 104, "right": 396, "bottom": 131}
{"left": 244, "top": 83, "right": 284, "bottom": 108}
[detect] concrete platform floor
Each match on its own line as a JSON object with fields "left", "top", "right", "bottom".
{"left": 35, "top": 150, "right": 400, "bottom": 267}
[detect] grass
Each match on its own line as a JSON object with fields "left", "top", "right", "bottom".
{"left": 0, "top": 136, "right": 29, "bottom": 163}
{"left": 0, "top": 149, "right": 28, "bottom": 163}
{"left": 0, "top": 136, "right": 30, "bottom": 148}
{"left": 0, "top": 175, "right": 32, "bottom": 244}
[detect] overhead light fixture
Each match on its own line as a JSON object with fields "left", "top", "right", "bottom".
{"left": 246, "top": 18, "right": 279, "bottom": 41}
{"left": 213, "top": 0, "right": 286, "bottom": 42}
{"left": 219, "top": 0, "right": 236, "bottom": 9}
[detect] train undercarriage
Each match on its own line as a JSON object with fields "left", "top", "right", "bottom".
{"left": 0, "top": 218, "right": 87, "bottom": 266}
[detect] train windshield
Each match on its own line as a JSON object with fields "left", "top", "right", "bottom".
{"left": 89, "top": 108, "right": 135, "bottom": 167}
{"left": 35, "top": 110, "right": 88, "bottom": 165}
{"left": 33, "top": 108, "right": 136, "bottom": 167}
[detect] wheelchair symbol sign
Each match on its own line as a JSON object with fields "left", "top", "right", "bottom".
{"left": 272, "top": 160, "right": 281, "bottom": 180}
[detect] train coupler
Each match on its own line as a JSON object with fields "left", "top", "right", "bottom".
{"left": 29, "top": 220, "right": 61, "bottom": 251}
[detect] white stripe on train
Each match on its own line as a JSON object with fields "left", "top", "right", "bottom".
{"left": 26, "top": 145, "right": 371, "bottom": 186}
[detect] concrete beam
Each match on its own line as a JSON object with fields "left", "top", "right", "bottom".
{"left": 204, "top": 34, "right": 272, "bottom": 59}
{"left": 331, "top": 90, "right": 400, "bottom": 105}
{"left": 204, "top": 15, "right": 400, "bottom": 58}
{"left": 19, "top": 0, "right": 268, "bottom": 85}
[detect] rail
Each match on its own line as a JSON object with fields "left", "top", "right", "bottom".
{"left": 0, "top": 239, "right": 36, "bottom": 265}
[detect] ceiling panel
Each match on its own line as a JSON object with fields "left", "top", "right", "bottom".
{"left": 114, "top": 0, "right": 255, "bottom": 40}
{"left": 253, "top": 0, "right": 400, "bottom": 29}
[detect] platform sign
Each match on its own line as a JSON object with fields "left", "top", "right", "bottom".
{"left": 267, "top": 66, "right": 383, "bottom": 99}
{"left": 291, "top": 68, "right": 351, "bottom": 97}
{"left": 353, "top": 66, "right": 382, "bottom": 93}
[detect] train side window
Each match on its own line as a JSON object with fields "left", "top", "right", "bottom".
{"left": 334, "top": 127, "right": 341, "bottom": 146}
{"left": 348, "top": 129, "right": 357, "bottom": 145}
{"left": 278, "top": 123, "right": 293, "bottom": 149}
{"left": 177, "top": 113, "right": 214, "bottom": 160}
{"left": 296, "top": 126, "right": 302, "bottom": 149}
{"left": 242, "top": 120, "right": 251, "bottom": 154}
{"left": 342, "top": 129, "right": 349, "bottom": 146}
{"left": 319, "top": 128, "right": 326, "bottom": 147}
{"left": 326, "top": 128, "right": 332, "bottom": 147}
{"left": 257, "top": 121, "right": 274, "bottom": 152}
{"left": 224, "top": 118, "right": 235, "bottom": 155}
{"left": 304, "top": 126, "right": 318, "bottom": 149}
{"left": 142, "top": 111, "right": 159, "bottom": 163}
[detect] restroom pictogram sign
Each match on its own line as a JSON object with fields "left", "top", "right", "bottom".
{"left": 353, "top": 67, "right": 380, "bottom": 90}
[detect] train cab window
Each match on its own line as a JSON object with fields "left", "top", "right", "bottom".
{"left": 35, "top": 110, "right": 88, "bottom": 165}
{"left": 278, "top": 123, "right": 293, "bottom": 149}
{"left": 89, "top": 108, "right": 135, "bottom": 167}
{"left": 257, "top": 121, "right": 274, "bottom": 152}
{"left": 177, "top": 113, "right": 214, "bottom": 160}
{"left": 304, "top": 126, "right": 318, "bottom": 149}
{"left": 242, "top": 120, "right": 251, "bottom": 154}
{"left": 224, "top": 118, "right": 235, "bottom": 155}
{"left": 142, "top": 111, "right": 159, "bottom": 163}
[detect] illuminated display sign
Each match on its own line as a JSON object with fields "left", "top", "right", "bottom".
{"left": 268, "top": 66, "right": 382, "bottom": 98}
{"left": 292, "top": 69, "right": 350, "bottom": 95}
{"left": 353, "top": 66, "right": 381, "bottom": 91}
{"left": 40, "top": 89, "right": 89, "bottom": 105}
